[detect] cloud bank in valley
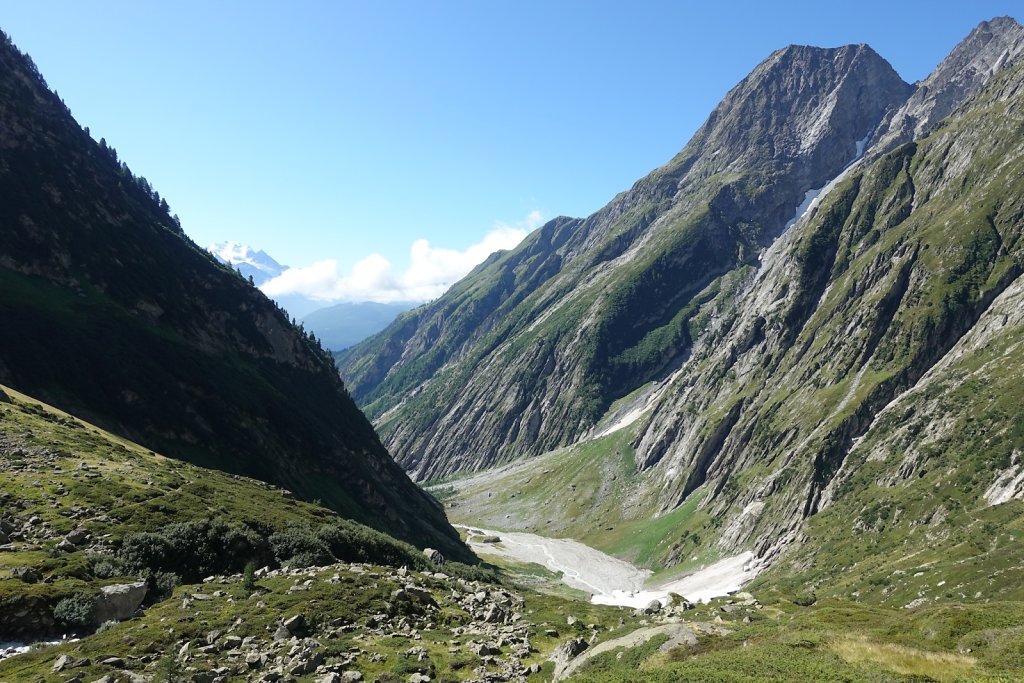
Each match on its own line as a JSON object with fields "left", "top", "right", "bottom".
{"left": 260, "top": 211, "right": 543, "bottom": 304}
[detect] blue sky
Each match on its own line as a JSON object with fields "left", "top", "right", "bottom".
{"left": 3, "top": 1, "right": 1019, "bottom": 302}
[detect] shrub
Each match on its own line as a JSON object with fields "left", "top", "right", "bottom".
{"left": 95, "top": 620, "right": 118, "bottom": 634}
{"left": 87, "top": 553, "right": 130, "bottom": 579}
{"left": 153, "top": 654, "right": 183, "bottom": 683}
{"left": 316, "top": 520, "right": 428, "bottom": 568}
{"left": 119, "top": 518, "right": 269, "bottom": 582}
{"left": 242, "top": 561, "right": 257, "bottom": 595}
{"left": 150, "top": 571, "right": 180, "bottom": 600}
{"left": 118, "top": 531, "right": 174, "bottom": 575}
{"left": 53, "top": 592, "right": 95, "bottom": 628}
{"left": 269, "top": 526, "right": 333, "bottom": 567}
{"left": 115, "top": 516, "right": 487, "bottom": 583}
{"left": 792, "top": 591, "right": 818, "bottom": 607}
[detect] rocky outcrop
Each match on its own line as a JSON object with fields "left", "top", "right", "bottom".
{"left": 343, "top": 18, "right": 1024, "bottom": 593}
{"left": 146, "top": 563, "right": 540, "bottom": 683}
{"left": 422, "top": 548, "right": 445, "bottom": 566}
{"left": 549, "top": 637, "right": 589, "bottom": 680}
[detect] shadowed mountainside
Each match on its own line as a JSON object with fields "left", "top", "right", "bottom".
{"left": 0, "top": 31, "right": 467, "bottom": 561}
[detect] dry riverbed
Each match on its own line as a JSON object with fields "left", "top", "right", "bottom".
{"left": 459, "top": 526, "right": 758, "bottom": 608}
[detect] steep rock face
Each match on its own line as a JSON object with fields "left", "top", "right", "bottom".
{"left": 765, "top": 246, "right": 1024, "bottom": 599}
{"left": 0, "top": 31, "right": 467, "bottom": 560}
{"left": 634, "top": 44, "right": 1024, "bottom": 565}
{"left": 867, "top": 16, "right": 1024, "bottom": 158}
{"left": 340, "top": 44, "right": 911, "bottom": 480}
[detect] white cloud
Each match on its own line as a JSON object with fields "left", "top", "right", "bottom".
{"left": 260, "top": 211, "right": 544, "bottom": 304}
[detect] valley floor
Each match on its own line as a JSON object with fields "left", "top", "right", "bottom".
{"left": 460, "top": 526, "right": 758, "bottom": 608}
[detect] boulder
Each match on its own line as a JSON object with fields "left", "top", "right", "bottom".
{"left": 246, "top": 652, "right": 268, "bottom": 669}
{"left": 221, "top": 635, "right": 243, "bottom": 650}
{"left": 12, "top": 566, "right": 40, "bottom": 583}
{"left": 287, "top": 649, "right": 323, "bottom": 676}
{"left": 92, "top": 581, "right": 147, "bottom": 624}
{"left": 55, "top": 538, "right": 77, "bottom": 553}
{"left": 282, "top": 613, "right": 307, "bottom": 636}
{"left": 550, "top": 637, "right": 589, "bottom": 680}
{"left": 423, "top": 548, "right": 445, "bottom": 566}
{"left": 482, "top": 604, "right": 506, "bottom": 624}
{"left": 65, "top": 528, "right": 90, "bottom": 546}
{"left": 52, "top": 654, "right": 89, "bottom": 672}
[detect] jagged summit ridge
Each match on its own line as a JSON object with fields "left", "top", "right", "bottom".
{"left": 868, "top": 15, "right": 1024, "bottom": 157}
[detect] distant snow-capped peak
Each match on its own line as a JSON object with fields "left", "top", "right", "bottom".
{"left": 208, "top": 241, "right": 286, "bottom": 284}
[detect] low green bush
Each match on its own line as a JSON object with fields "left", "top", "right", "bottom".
{"left": 269, "top": 526, "right": 334, "bottom": 567}
{"left": 53, "top": 591, "right": 95, "bottom": 628}
{"left": 114, "top": 515, "right": 489, "bottom": 585}
{"left": 118, "top": 518, "right": 270, "bottom": 582}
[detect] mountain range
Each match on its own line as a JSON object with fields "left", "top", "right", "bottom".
{"left": 209, "top": 241, "right": 415, "bottom": 347}
{"left": 208, "top": 241, "right": 287, "bottom": 284}
{"left": 303, "top": 301, "right": 417, "bottom": 351}
{"left": 2, "top": 14, "right": 1024, "bottom": 682}
{"left": 340, "top": 16, "right": 1024, "bottom": 587}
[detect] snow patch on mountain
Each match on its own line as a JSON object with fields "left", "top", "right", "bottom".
{"left": 208, "top": 241, "right": 286, "bottom": 284}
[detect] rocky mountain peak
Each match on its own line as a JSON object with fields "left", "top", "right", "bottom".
{"left": 583, "top": 43, "right": 912, "bottom": 262}
{"left": 867, "top": 16, "right": 1024, "bottom": 156}
{"left": 681, "top": 43, "right": 910, "bottom": 186}
{"left": 338, "top": 40, "right": 915, "bottom": 482}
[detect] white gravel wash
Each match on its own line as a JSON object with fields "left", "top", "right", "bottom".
{"left": 459, "top": 525, "right": 758, "bottom": 607}
{"left": 460, "top": 525, "right": 650, "bottom": 597}
{"left": 0, "top": 641, "right": 32, "bottom": 660}
{"left": 593, "top": 551, "right": 758, "bottom": 607}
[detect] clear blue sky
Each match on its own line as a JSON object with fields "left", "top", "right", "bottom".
{"left": 2, "top": 1, "right": 1018, "bottom": 284}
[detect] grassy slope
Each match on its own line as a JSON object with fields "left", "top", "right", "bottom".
{"left": 0, "top": 384, "right": 646, "bottom": 682}
{"left": 760, "top": 281, "right": 1024, "bottom": 606}
{"left": 568, "top": 597, "right": 1024, "bottom": 682}
{"left": 0, "top": 384, "right": 479, "bottom": 638}
{"left": 0, "top": 559, "right": 642, "bottom": 683}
